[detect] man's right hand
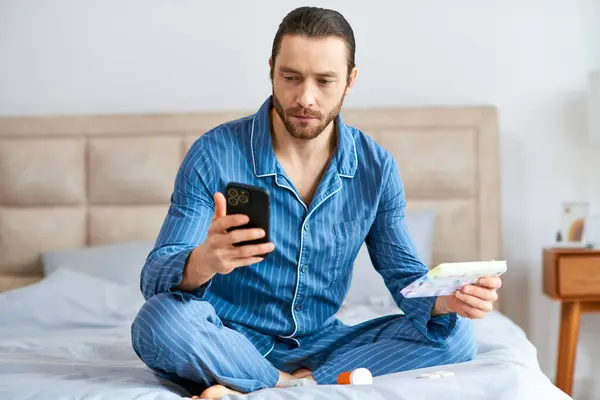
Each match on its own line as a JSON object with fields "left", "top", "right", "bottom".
{"left": 177, "top": 192, "right": 275, "bottom": 292}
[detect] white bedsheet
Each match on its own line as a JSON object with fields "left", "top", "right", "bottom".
{"left": 0, "top": 269, "right": 570, "bottom": 400}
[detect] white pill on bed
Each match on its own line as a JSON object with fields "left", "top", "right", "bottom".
{"left": 434, "top": 371, "right": 455, "bottom": 377}
{"left": 417, "top": 373, "right": 441, "bottom": 379}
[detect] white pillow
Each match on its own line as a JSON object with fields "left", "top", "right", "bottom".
{"left": 343, "top": 209, "right": 436, "bottom": 307}
{"left": 42, "top": 240, "right": 154, "bottom": 287}
{"left": 0, "top": 268, "right": 145, "bottom": 331}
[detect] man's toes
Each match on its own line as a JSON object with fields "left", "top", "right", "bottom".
{"left": 198, "top": 384, "right": 241, "bottom": 399}
{"left": 291, "top": 368, "right": 312, "bottom": 378}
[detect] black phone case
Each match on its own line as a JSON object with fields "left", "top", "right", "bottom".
{"left": 225, "top": 182, "right": 270, "bottom": 251}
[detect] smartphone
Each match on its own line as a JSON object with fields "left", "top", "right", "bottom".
{"left": 225, "top": 182, "right": 270, "bottom": 254}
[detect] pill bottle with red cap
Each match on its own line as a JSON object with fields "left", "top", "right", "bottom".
{"left": 337, "top": 368, "right": 373, "bottom": 385}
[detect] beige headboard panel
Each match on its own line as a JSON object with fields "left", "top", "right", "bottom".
{"left": 0, "top": 106, "right": 501, "bottom": 294}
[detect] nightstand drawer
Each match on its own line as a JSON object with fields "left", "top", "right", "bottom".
{"left": 558, "top": 256, "right": 600, "bottom": 296}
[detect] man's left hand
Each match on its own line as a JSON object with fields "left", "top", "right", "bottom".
{"left": 433, "top": 275, "right": 502, "bottom": 319}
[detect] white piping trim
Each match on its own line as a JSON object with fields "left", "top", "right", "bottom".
{"left": 250, "top": 114, "right": 259, "bottom": 177}
{"left": 281, "top": 177, "right": 342, "bottom": 340}
{"left": 263, "top": 341, "right": 276, "bottom": 358}
{"left": 275, "top": 175, "right": 307, "bottom": 211}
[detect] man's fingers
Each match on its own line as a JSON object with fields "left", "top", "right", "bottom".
{"left": 232, "top": 242, "right": 275, "bottom": 259}
{"left": 227, "top": 228, "right": 266, "bottom": 245}
{"left": 458, "top": 302, "right": 487, "bottom": 319}
{"left": 212, "top": 192, "right": 227, "bottom": 221}
{"left": 230, "top": 256, "right": 265, "bottom": 269}
{"left": 477, "top": 275, "right": 503, "bottom": 290}
{"left": 461, "top": 285, "right": 498, "bottom": 302}
{"left": 455, "top": 291, "right": 494, "bottom": 312}
{"left": 209, "top": 214, "right": 250, "bottom": 234}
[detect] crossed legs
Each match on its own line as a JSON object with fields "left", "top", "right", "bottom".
{"left": 132, "top": 293, "right": 476, "bottom": 397}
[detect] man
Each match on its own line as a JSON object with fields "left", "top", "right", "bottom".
{"left": 132, "top": 6, "right": 501, "bottom": 399}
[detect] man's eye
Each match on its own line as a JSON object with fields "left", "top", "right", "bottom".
{"left": 284, "top": 76, "right": 298, "bottom": 81}
{"left": 318, "top": 79, "right": 333, "bottom": 85}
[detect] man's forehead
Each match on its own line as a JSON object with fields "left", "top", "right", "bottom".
{"left": 276, "top": 34, "right": 347, "bottom": 74}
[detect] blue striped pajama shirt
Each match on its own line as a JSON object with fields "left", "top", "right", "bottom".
{"left": 131, "top": 96, "right": 476, "bottom": 393}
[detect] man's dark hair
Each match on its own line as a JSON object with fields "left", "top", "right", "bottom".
{"left": 270, "top": 6, "right": 356, "bottom": 82}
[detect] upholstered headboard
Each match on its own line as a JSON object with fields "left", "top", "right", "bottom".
{"left": 0, "top": 106, "right": 501, "bottom": 300}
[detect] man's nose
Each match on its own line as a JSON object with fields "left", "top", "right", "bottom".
{"left": 296, "top": 82, "right": 316, "bottom": 108}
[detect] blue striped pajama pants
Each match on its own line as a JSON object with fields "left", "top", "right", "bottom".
{"left": 131, "top": 292, "right": 477, "bottom": 394}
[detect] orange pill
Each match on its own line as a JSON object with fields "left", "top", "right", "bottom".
{"left": 337, "top": 368, "right": 373, "bottom": 385}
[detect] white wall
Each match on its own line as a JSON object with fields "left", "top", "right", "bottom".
{"left": 1, "top": 0, "right": 599, "bottom": 397}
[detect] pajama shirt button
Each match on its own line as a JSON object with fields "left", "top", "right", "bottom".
{"left": 301, "top": 265, "right": 308, "bottom": 272}
{"left": 295, "top": 304, "right": 302, "bottom": 311}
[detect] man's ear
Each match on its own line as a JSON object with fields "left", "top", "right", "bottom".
{"left": 345, "top": 67, "right": 359, "bottom": 95}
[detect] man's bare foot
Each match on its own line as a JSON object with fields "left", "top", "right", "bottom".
{"left": 276, "top": 370, "right": 296, "bottom": 387}
{"left": 291, "top": 368, "right": 313, "bottom": 379}
{"left": 192, "top": 369, "right": 316, "bottom": 398}
{"left": 192, "top": 384, "right": 241, "bottom": 399}
{"left": 276, "top": 368, "right": 316, "bottom": 386}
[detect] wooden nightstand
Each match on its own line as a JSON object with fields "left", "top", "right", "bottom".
{"left": 543, "top": 247, "right": 600, "bottom": 396}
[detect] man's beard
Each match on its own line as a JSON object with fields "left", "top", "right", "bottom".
{"left": 271, "top": 90, "right": 345, "bottom": 140}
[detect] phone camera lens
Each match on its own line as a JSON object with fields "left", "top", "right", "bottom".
{"left": 227, "top": 189, "right": 238, "bottom": 197}
{"left": 228, "top": 197, "right": 239, "bottom": 206}
{"left": 238, "top": 195, "right": 248, "bottom": 204}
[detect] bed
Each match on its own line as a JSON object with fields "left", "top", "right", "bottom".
{"left": 0, "top": 105, "right": 569, "bottom": 399}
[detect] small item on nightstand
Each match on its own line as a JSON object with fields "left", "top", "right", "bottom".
{"left": 555, "top": 231, "right": 563, "bottom": 243}
{"left": 556, "top": 201, "right": 589, "bottom": 245}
